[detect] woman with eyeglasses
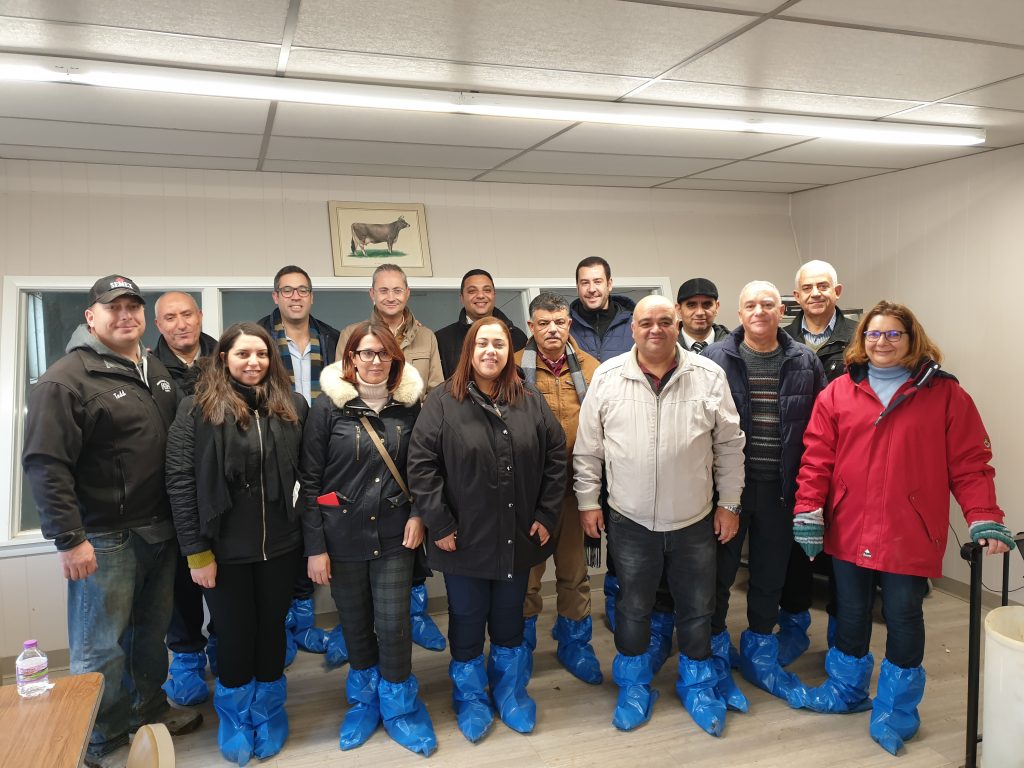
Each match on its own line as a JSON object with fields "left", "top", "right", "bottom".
{"left": 407, "top": 316, "right": 566, "bottom": 743}
{"left": 299, "top": 321, "right": 436, "bottom": 757}
{"left": 790, "top": 300, "right": 1014, "bottom": 755}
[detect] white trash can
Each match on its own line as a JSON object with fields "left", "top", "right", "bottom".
{"left": 983, "top": 605, "right": 1024, "bottom": 767}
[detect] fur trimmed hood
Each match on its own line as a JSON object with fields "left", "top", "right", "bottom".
{"left": 319, "top": 359, "right": 424, "bottom": 409}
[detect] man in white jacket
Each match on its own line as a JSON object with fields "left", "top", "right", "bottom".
{"left": 575, "top": 295, "right": 745, "bottom": 737}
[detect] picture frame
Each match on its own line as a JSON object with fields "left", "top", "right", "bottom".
{"left": 328, "top": 201, "right": 433, "bottom": 277}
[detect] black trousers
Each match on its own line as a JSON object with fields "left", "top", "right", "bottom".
{"left": 203, "top": 548, "right": 301, "bottom": 688}
{"left": 444, "top": 571, "right": 530, "bottom": 662}
{"left": 780, "top": 542, "right": 836, "bottom": 615}
{"left": 167, "top": 554, "right": 211, "bottom": 653}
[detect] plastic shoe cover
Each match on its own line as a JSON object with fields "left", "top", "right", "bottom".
{"left": 648, "top": 611, "right": 675, "bottom": 675}
{"left": 410, "top": 584, "right": 447, "bottom": 651}
{"left": 206, "top": 634, "right": 219, "bottom": 678}
{"left": 251, "top": 676, "right": 288, "bottom": 760}
{"left": 213, "top": 678, "right": 255, "bottom": 766}
{"left": 710, "top": 631, "right": 749, "bottom": 713}
{"left": 378, "top": 675, "right": 438, "bottom": 757}
{"left": 676, "top": 655, "right": 727, "bottom": 736}
{"left": 339, "top": 665, "right": 381, "bottom": 750}
{"left": 162, "top": 651, "right": 209, "bottom": 706}
{"left": 604, "top": 575, "right": 619, "bottom": 632}
{"left": 801, "top": 647, "right": 873, "bottom": 714}
{"left": 827, "top": 614, "right": 837, "bottom": 649}
{"left": 290, "top": 599, "right": 328, "bottom": 653}
{"left": 488, "top": 643, "right": 537, "bottom": 734}
{"left": 739, "top": 630, "right": 808, "bottom": 707}
{"left": 611, "top": 652, "right": 659, "bottom": 731}
{"left": 449, "top": 656, "right": 494, "bottom": 742}
{"left": 776, "top": 609, "right": 812, "bottom": 667}
{"left": 325, "top": 624, "right": 350, "bottom": 668}
{"left": 870, "top": 659, "right": 926, "bottom": 755}
{"left": 552, "top": 615, "right": 603, "bottom": 684}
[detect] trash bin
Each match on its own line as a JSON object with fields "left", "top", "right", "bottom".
{"left": 983, "top": 606, "right": 1024, "bottom": 767}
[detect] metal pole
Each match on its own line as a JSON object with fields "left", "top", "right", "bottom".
{"left": 961, "top": 542, "right": 982, "bottom": 768}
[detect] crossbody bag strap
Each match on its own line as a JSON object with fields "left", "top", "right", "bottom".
{"left": 359, "top": 415, "right": 412, "bottom": 503}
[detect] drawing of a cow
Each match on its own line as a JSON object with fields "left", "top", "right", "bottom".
{"left": 350, "top": 216, "right": 410, "bottom": 256}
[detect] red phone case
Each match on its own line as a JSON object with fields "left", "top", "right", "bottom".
{"left": 317, "top": 492, "right": 340, "bottom": 507}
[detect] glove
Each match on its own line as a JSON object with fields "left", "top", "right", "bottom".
{"left": 969, "top": 521, "right": 1016, "bottom": 550}
{"left": 793, "top": 509, "right": 825, "bottom": 560}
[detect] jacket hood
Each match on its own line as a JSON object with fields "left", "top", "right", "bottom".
{"left": 66, "top": 323, "right": 144, "bottom": 362}
{"left": 319, "top": 358, "right": 424, "bottom": 409}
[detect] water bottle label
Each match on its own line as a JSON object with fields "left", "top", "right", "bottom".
{"left": 16, "top": 660, "right": 48, "bottom": 682}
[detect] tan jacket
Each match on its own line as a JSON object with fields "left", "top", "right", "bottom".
{"left": 574, "top": 344, "right": 745, "bottom": 532}
{"left": 336, "top": 308, "right": 444, "bottom": 394}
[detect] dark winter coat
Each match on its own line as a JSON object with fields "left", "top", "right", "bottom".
{"left": 257, "top": 312, "right": 341, "bottom": 367}
{"left": 154, "top": 332, "right": 217, "bottom": 400}
{"left": 569, "top": 295, "right": 636, "bottom": 363}
{"left": 435, "top": 307, "right": 528, "bottom": 379}
{"left": 784, "top": 307, "right": 860, "bottom": 382}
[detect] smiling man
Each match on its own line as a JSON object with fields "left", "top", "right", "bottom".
{"left": 569, "top": 256, "right": 636, "bottom": 363}
{"left": 676, "top": 278, "right": 730, "bottom": 352}
{"left": 785, "top": 260, "right": 859, "bottom": 381}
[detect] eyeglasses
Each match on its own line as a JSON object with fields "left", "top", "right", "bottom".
{"left": 374, "top": 287, "right": 406, "bottom": 297}
{"left": 276, "top": 285, "right": 311, "bottom": 298}
{"left": 354, "top": 349, "right": 393, "bottom": 363}
{"left": 864, "top": 330, "right": 907, "bottom": 342}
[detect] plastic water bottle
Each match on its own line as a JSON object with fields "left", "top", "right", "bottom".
{"left": 15, "top": 639, "right": 53, "bottom": 698}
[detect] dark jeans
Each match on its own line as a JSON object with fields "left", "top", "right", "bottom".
{"left": 203, "top": 548, "right": 300, "bottom": 688}
{"left": 444, "top": 571, "right": 530, "bottom": 662}
{"left": 713, "top": 479, "right": 792, "bottom": 636}
{"left": 330, "top": 551, "right": 414, "bottom": 682}
{"left": 780, "top": 543, "right": 836, "bottom": 616}
{"left": 609, "top": 508, "right": 716, "bottom": 660}
{"left": 167, "top": 554, "right": 211, "bottom": 653}
{"left": 68, "top": 530, "right": 176, "bottom": 758}
{"left": 832, "top": 558, "right": 928, "bottom": 668}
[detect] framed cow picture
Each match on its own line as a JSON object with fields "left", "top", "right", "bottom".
{"left": 328, "top": 201, "right": 433, "bottom": 277}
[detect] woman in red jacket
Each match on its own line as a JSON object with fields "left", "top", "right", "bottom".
{"left": 791, "top": 300, "right": 1014, "bottom": 755}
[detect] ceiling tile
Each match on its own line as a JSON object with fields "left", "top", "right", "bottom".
{"left": 684, "top": 1, "right": 786, "bottom": 11}
{"left": 949, "top": 76, "right": 1024, "bottom": 112}
{"left": 659, "top": 178, "right": 820, "bottom": 192}
{"left": 260, "top": 160, "right": 481, "bottom": 179}
{"left": 691, "top": 160, "right": 893, "bottom": 183}
{"left": 503, "top": 150, "right": 725, "bottom": 177}
{"left": 784, "top": 0, "right": 1024, "bottom": 47}
{"left": 671, "top": 18, "right": 1024, "bottom": 101}
{"left": 293, "top": 0, "right": 748, "bottom": 78}
{"left": 273, "top": 103, "right": 570, "bottom": 148}
{"left": 265, "top": 136, "right": 518, "bottom": 168}
{"left": 884, "top": 104, "right": 1024, "bottom": 149}
{"left": 754, "top": 139, "right": 985, "bottom": 168}
{"left": 478, "top": 170, "right": 673, "bottom": 187}
{"left": 0, "top": 144, "right": 257, "bottom": 170}
{"left": 542, "top": 123, "right": 804, "bottom": 159}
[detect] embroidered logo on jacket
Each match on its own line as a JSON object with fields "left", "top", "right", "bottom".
{"left": 113, "top": 390, "right": 127, "bottom": 399}
{"left": 156, "top": 379, "right": 172, "bottom": 393}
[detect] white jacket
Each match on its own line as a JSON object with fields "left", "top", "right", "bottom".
{"left": 574, "top": 344, "right": 745, "bottom": 532}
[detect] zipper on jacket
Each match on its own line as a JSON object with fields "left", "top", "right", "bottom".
{"left": 254, "top": 410, "right": 267, "bottom": 561}
{"left": 653, "top": 391, "right": 661, "bottom": 529}
{"left": 355, "top": 424, "right": 361, "bottom": 461}
{"left": 395, "top": 424, "right": 402, "bottom": 457}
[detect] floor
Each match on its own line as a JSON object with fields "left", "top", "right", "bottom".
{"left": 169, "top": 583, "right": 980, "bottom": 768}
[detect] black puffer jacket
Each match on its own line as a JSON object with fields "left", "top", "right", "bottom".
{"left": 784, "top": 307, "right": 859, "bottom": 382}
{"left": 300, "top": 363, "right": 424, "bottom": 562}
{"left": 407, "top": 380, "right": 566, "bottom": 581}
{"left": 434, "top": 307, "right": 528, "bottom": 379}
{"left": 154, "top": 332, "right": 217, "bottom": 399}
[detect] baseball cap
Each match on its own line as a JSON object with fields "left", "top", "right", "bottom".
{"left": 676, "top": 277, "right": 719, "bottom": 303}
{"left": 87, "top": 275, "right": 145, "bottom": 307}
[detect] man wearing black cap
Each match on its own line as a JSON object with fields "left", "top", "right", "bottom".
{"left": 23, "top": 275, "right": 202, "bottom": 767}
{"left": 676, "top": 278, "right": 730, "bottom": 353}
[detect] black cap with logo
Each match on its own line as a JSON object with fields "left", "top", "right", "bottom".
{"left": 676, "top": 277, "right": 719, "bottom": 303}
{"left": 87, "top": 275, "right": 145, "bottom": 307}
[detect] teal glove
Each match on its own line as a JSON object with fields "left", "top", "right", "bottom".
{"left": 969, "top": 521, "right": 1016, "bottom": 550}
{"left": 793, "top": 509, "right": 825, "bottom": 560}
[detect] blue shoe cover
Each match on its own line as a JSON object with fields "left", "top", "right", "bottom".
{"left": 325, "top": 624, "right": 350, "bottom": 668}
{"left": 648, "top": 611, "right": 675, "bottom": 675}
{"left": 552, "top": 615, "right": 603, "bottom": 685}
{"left": 827, "top": 614, "right": 837, "bottom": 649}
{"left": 379, "top": 675, "right": 437, "bottom": 757}
{"left": 339, "top": 665, "right": 380, "bottom": 750}
{"left": 611, "top": 652, "right": 659, "bottom": 731}
{"left": 214, "top": 678, "right": 255, "bottom": 766}
{"left": 604, "top": 575, "right": 619, "bottom": 632}
{"left": 206, "top": 634, "right": 219, "bottom": 678}
{"left": 676, "top": 655, "right": 726, "bottom": 736}
{"left": 739, "top": 630, "right": 808, "bottom": 707}
{"left": 710, "top": 631, "right": 748, "bottom": 713}
{"left": 252, "top": 676, "right": 288, "bottom": 759}
{"left": 776, "top": 609, "right": 811, "bottom": 667}
{"left": 488, "top": 644, "right": 536, "bottom": 733}
{"left": 802, "top": 648, "right": 873, "bottom": 714}
{"left": 450, "top": 656, "right": 494, "bottom": 742}
{"left": 870, "top": 660, "right": 925, "bottom": 755}
{"left": 410, "top": 584, "right": 446, "bottom": 651}
{"left": 289, "top": 599, "right": 328, "bottom": 653}
{"left": 163, "top": 651, "right": 209, "bottom": 706}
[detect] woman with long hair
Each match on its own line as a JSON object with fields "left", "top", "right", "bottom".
{"left": 300, "top": 321, "right": 436, "bottom": 757}
{"left": 166, "top": 322, "right": 308, "bottom": 765}
{"left": 408, "top": 316, "right": 566, "bottom": 742}
{"left": 791, "top": 301, "right": 1014, "bottom": 754}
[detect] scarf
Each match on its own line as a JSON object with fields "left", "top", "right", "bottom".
{"left": 270, "top": 308, "right": 324, "bottom": 400}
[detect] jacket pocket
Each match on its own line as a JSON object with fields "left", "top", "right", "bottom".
{"left": 907, "top": 492, "right": 944, "bottom": 551}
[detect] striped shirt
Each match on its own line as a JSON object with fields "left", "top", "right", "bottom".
{"left": 739, "top": 342, "right": 784, "bottom": 481}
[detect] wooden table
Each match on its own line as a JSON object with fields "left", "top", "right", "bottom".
{"left": 0, "top": 672, "right": 104, "bottom": 768}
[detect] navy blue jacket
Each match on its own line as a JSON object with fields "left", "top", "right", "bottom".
{"left": 702, "top": 328, "right": 827, "bottom": 508}
{"left": 569, "top": 295, "right": 636, "bottom": 363}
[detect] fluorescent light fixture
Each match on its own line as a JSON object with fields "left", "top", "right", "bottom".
{"left": 0, "top": 53, "right": 986, "bottom": 146}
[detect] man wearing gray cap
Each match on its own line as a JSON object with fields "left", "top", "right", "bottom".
{"left": 23, "top": 275, "right": 202, "bottom": 767}
{"left": 676, "top": 278, "right": 730, "bottom": 353}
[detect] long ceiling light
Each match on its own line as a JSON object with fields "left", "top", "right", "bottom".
{"left": 0, "top": 53, "right": 986, "bottom": 147}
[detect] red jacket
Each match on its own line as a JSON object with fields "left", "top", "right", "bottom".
{"left": 795, "top": 361, "right": 1003, "bottom": 578}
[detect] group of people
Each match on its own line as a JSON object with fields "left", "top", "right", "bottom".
{"left": 21, "top": 257, "right": 1014, "bottom": 767}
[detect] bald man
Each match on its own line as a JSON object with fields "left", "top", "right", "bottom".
{"left": 153, "top": 292, "right": 216, "bottom": 399}
{"left": 574, "top": 295, "right": 745, "bottom": 736}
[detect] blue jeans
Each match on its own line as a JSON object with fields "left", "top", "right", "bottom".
{"left": 444, "top": 571, "right": 530, "bottom": 661}
{"left": 68, "top": 530, "right": 176, "bottom": 757}
{"left": 832, "top": 558, "right": 929, "bottom": 668}
{"left": 608, "top": 509, "right": 716, "bottom": 659}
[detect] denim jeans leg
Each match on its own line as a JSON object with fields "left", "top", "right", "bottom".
{"left": 486, "top": 571, "right": 530, "bottom": 648}
{"left": 664, "top": 513, "right": 716, "bottom": 660}
{"left": 831, "top": 558, "right": 876, "bottom": 658}
{"left": 711, "top": 513, "right": 748, "bottom": 636}
{"left": 127, "top": 535, "right": 176, "bottom": 727}
{"left": 607, "top": 510, "right": 663, "bottom": 656}
{"left": 877, "top": 571, "right": 929, "bottom": 668}
{"left": 445, "top": 574, "right": 491, "bottom": 662}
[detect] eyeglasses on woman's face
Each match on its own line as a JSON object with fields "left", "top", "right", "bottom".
{"left": 354, "top": 349, "right": 393, "bottom": 363}
{"left": 864, "top": 330, "right": 907, "bottom": 343}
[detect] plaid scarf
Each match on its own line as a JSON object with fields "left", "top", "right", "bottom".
{"left": 270, "top": 309, "right": 324, "bottom": 400}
